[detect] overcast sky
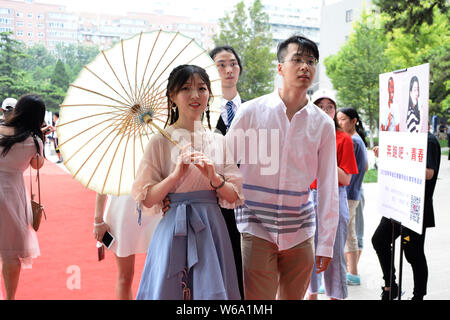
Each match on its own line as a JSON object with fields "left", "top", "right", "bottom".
{"left": 34, "top": 0, "right": 246, "bottom": 22}
{"left": 31, "top": 0, "right": 338, "bottom": 22}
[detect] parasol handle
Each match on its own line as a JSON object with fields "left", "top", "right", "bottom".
{"left": 142, "top": 114, "right": 182, "bottom": 150}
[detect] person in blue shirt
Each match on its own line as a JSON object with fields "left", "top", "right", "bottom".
{"left": 336, "top": 108, "right": 368, "bottom": 286}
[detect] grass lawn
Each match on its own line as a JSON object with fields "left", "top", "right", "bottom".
{"left": 363, "top": 168, "right": 378, "bottom": 183}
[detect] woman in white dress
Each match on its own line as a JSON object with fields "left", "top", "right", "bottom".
{"left": 93, "top": 194, "right": 161, "bottom": 300}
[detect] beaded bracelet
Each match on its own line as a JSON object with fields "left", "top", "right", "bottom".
{"left": 210, "top": 174, "right": 226, "bottom": 190}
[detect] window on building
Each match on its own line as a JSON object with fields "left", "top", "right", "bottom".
{"left": 17, "top": 30, "right": 23, "bottom": 36}
{"left": 345, "top": 9, "right": 353, "bottom": 23}
{"left": 0, "top": 8, "right": 12, "bottom": 15}
{"left": 0, "top": 17, "right": 12, "bottom": 25}
{"left": 16, "top": 12, "right": 23, "bottom": 17}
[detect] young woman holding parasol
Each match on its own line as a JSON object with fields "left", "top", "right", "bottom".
{"left": 131, "top": 64, "right": 243, "bottom": 300}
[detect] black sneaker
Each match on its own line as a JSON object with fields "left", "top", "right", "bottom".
{"left": 381, "top": 283, "right": 399, "bottom": 300}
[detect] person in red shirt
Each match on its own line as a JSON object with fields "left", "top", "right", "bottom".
{"left": 307, "top": 89, "right": 358, "bottom": 300}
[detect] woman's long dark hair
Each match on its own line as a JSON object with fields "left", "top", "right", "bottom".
{"left": 164, "top": 65, "right": 213, "bottom": 129}
{"left": 408, "top": 76, "right": 420, "bottom": 116}
{"left": 337, "top": 107, "right": 367, "bottom": 147}
{"left": 0, "top": 94, "right": 46, "bottom": 156}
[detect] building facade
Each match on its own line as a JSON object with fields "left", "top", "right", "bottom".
{"left": 318, "top": 0, "right": 372, "bottom": 91}
{"left": 264, "top": 0, "right": 320, "bottom": 45}
{"left": 0, "top": 0, "right": 217, "bottom": 51}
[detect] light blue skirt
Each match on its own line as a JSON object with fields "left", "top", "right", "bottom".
{"left": 136, "top": 190, "right": 241, "bottom": 300}
{"left": 308, "top": 186, "right": 349, "bottom": 299}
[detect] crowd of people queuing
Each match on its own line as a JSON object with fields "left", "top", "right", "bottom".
{"left": 0, "top": 34, "right": 442, "bottom": 301}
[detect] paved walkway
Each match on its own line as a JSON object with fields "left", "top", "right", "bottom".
{"left": 44, "top": 142, "right": 450, "bottom": 300}
{"left": 346, "top": 154, "right": 450, "bottom": 300}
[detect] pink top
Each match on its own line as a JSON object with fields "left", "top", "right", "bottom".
{"left": 132, "top": 125, "right": 244, "bottom": 216}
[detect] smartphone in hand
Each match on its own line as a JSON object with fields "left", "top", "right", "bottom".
{"left": 102, "top": 231, "right": 115, "bottom": 249}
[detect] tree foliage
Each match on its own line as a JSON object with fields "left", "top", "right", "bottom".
{"left": 373, "top": 0, "right": 449, "bottom": 34}
{"left": 324, "top": 11, "right": 389, "bottom": 145}
{"left": 325, "top": 6, "right": 449, "bottom": 141}
{"left": 0, "top": 31, "right": 31, "bottom": 99}
{"left": 214, "top": 0, "right": 276, "bottom": 100}
{"left": 54, "top": 43, "right": 99, "bottom": 82}
{"left": 51, "top": 59, "right": 70, "bottom": 90}
{"left": 384, "top": 9, "right": 449, "bottom": 116}
{"left": 0, "top": 32, "right": 99, "bottom": 112}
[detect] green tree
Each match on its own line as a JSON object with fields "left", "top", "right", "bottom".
{"left": 54, "top": 42, "right": 99, "bottom": 82}
{"left": 40, "top": 83, "right": 66, "bottom": 112}
{"left": 421, "top": 41, "right": 450, "bottom": 116}
{"left": 22, "top": 43, "right": 56, "bottom": 72}
{"left": 214, "top": 0, "right": 276, "bottom": 100}
{"left": 373, "top": 0, "right": 449, "bottom": 34}
{"left": 384, "top": 9, "right": 449, "bottom": 117}
{"left": 324, "top": 10, "right": 390, "bottom": 147}
{"left": 51, "top": 59, "right": 70, "bottom": 90}
{"left": 0, "top": 31, "right": 31, "bottom": 100}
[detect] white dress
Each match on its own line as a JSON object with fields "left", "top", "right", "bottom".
{"left": 103, "top": 194, "right": 161, "bottom": 258}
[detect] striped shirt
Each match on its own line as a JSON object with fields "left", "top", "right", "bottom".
{"left": 407, "top": 105, "right": 420, "bottom": 133}
{"left": 226, "top": 90, "right": 339, "bottom": 257}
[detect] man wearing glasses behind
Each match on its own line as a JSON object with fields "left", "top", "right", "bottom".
{"left": 227, "top": 35, "right": 339, "bottom": 300}
{"left": 209, "top": 45, "right": 245, "bottom": 299}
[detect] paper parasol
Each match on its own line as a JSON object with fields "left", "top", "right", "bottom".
{"left": 56, "top": 30, "right": 222, "bottom": 196}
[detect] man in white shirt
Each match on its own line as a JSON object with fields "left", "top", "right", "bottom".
{"left": 210, "top": 45, "right": 245, "bottom": 298}
{"left": 227, "top": 35, "right": 339, "bottom": 300}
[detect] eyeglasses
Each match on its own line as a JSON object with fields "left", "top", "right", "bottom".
{"left": 283, "top": 56, "right": 317, "bottom": 67}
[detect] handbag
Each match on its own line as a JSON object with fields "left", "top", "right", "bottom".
{"left": 30, "top": 154, "right": 46, "bottom": 231}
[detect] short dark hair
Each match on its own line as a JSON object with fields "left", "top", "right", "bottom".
{"left": 209, "top": 46, "right": 243, "bottom": 75}
{"left": 277, "top": 35, "right": 319, "bottom": 63}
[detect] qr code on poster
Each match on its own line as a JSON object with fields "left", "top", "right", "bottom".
{"left": 410, "top": 195, "right": 421, "bottom": 223}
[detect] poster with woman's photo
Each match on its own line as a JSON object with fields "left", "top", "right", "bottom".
{"left": 379, "top": 64, "right": 429, "bottom": 133}
{"left": 377, "top": 63, "right": 429, "bottom": 234}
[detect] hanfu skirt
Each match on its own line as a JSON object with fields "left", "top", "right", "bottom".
{"left": 136, "top": 190, "right": 241, "bottom": 300}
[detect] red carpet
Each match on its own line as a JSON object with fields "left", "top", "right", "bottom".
{"left": 8, "top": 161, "right": 147, "bottom": 300}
